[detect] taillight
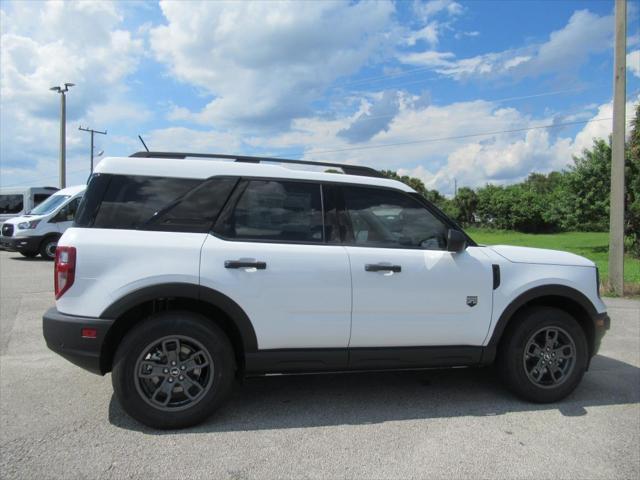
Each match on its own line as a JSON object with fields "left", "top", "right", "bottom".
{"left": 54, "top": 246, "right": 76, "bottom": 299}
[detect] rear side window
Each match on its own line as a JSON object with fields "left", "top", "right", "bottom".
{"left": 75, "top": 174, "right": 236, "bottom": 232}
{"left": 33, "top": 193, "right": 52, "bottom": 206}
{"left": 219, "top": 180, "right": 323, "bottom": 243}
{"left": 0, "top": 195, "right": 24, "bottom": 214}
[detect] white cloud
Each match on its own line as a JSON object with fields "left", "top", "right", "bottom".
{"left": 401, "top": 10, "right": 613, "bottom": 81}
{"left": 149, "top": 1, "right": 396, "bottom": 130}
{"left": 0, "top": 1, "right": 143, "bottom": 186}
{"left": 628, "top": 50, "right": 640, "bottom": 78}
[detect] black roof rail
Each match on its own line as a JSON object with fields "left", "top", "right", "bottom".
{"left": 129, "top": 151, "right": 384, "bottom": 178}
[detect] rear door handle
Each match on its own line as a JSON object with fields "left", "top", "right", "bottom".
{"left": 365, "top": 264, "right": 401, "bottom": 273}
{"left": 225, "top": 260, "right": 267, "bottom": 270}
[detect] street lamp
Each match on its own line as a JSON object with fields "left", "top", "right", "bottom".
{"left": 50, "top": 83, "right": 75, "bottom": 188}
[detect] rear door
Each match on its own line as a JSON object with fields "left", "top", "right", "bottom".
{"left": 200, "top": 179, "right": 352, "bottom": 354}
{"left": 340, "top": 185, "right": 494, "bottom": 351}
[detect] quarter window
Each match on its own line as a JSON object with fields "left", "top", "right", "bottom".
{"left": 223, "top": 180, "right": 323, "bottom": 243}
{"left": 343, "top": 187, "right": 448, "bottom": 250}
{"left": 0, "top": 195, "right": 24, "bottom": 214}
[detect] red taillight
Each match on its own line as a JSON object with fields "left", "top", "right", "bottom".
{"left": 54, "top": 246, "right": 76, "bottom": 299}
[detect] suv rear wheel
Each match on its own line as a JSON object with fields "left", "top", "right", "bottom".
{"left": 498, "top": 306, "right": 588, "bottom": 403}
{"left": 112, "top": 311, "right": 235, "bottom": 429}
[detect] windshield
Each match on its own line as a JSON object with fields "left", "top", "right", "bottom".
{"left": 29, "top": 195, "right": 70, "bottom": 215}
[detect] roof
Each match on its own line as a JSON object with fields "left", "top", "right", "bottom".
{"left": 93, "top": 155, "right": 415, "bottom": 193}
{"left": 0, "top": 186, "right": 58, "bottom": 195}
{"left": 52, "top": 185, "right": 86, "bottom": 196}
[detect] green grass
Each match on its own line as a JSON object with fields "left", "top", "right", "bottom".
{"left": 466, "top": 228, "right": 640, "bottom": 289}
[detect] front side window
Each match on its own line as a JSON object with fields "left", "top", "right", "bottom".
{"left": 53, "top": 197, "right": 82, "bottom": 222}
{"left": 33, "top": 193, "right": 52, "bottom": 206}
{"left": 343, "top": 187, "right": 448, "bottom": 250}
{"left": 0, "top": 195, "right": 24, "bottom": 214}
{"left": 222, "top": 180, "right": 323, "bottom": 243}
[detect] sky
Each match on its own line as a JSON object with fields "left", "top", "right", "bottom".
{"left": 1, "top": 0, "right": 639, "bottom": 194}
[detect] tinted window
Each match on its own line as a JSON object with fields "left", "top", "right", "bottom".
{"left": 33, "top": 193, "right": 52, "bottom": 206}
{"left": 223, "top": 180, "right": 323, "bottom": 243}
{"left": 343, "top": 187, "right": 448, "bottom": 250}
{"left": 0, "top": 195, "right": 23, "bottom": 214}
{"left": 75, "top": 174, "right": 236, "bottom": 232}
{"left": 53, "top": 197, "right": 82, "bottom": 222}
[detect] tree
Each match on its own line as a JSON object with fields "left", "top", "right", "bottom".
{"left": 453, "top": 187, "right": 477, "bottom": 225}
{"left": 627, "top": 103, "right": 640, "bottom": 255}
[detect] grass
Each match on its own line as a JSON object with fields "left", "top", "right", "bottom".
{"left": 466, "top": 228, "right": 640, "bottom": 296}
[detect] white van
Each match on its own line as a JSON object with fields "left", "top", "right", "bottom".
{"left": 0, "top": 185, "right": 85, "bottom": 259}
{"left": 0, "top": 186, "right": 59, "bottom": 226}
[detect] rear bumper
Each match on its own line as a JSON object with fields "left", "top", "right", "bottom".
{"left": 0, "top": 235, "right": 41, "bottom": 252}
{"left": 42, "top": 307, "right": 113, "bottom": 375}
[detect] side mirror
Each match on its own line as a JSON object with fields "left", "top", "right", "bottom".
{"left": 447, "top": 229, "right": 467, "bottom": 253}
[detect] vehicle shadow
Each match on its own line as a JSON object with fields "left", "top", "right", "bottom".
{"left": 108, "top": 354, "right": 639, "bottom": 434}
{"left": 6, "top": 254, "right": 49, "bottom": 262}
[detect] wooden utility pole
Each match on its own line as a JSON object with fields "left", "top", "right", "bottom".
{"left": 78, "top": 126, "right": 107, "bottom": 174}
{"left": 609, "top": 0, "right": 626, "bottom": 295}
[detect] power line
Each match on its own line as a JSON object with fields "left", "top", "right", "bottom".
{"left": 302, "top": 116, "right": 622, "bottom": 157}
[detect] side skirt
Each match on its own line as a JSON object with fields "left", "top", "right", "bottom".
{"left": 245, "top": 346, "right": 484, "bottom": 375}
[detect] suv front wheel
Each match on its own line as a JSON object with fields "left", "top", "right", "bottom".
{"left": 112, "top": 311, "right": 235, "bottom": 429}
{"left": 498, "top": 306, "right": 588, "bottom": 403}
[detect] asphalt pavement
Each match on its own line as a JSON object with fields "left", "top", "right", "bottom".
{"left": 0, "top": 250, "right": 638, "bottom": 479}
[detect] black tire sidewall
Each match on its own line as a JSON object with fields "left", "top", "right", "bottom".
{"left": 499, "top": 306, "right": 588, "bottom": 403}
{"left": 39, "top": 236, "right": 59, "bottom": 260}
{"left": 112, "top": 311, "right": 235, "bottom": 429}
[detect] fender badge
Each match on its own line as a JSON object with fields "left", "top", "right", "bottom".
{"left": 466, "top": 296, "right": 478, "bottom": 307}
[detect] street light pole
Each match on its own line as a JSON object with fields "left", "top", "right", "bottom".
{"left": 50, "top": 83, "right": 75, "bottom": 189}
{"left": 78, "top": 126, "right": 107, "bottom": 173}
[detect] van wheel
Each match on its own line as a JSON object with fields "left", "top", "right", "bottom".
{"left": 112, "top": 311, "right": 235, "bottom": 429}
{"left": 39, "top": 237, "right": 59, "bottom": 260}
{"left": 498, "top": 306, "right": 588, "bottom": 403}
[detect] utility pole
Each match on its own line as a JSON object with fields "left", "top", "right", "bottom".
{"left": 609, "top": 0, "right": 626, "bottom": 295}
{"left": 454, "top": 178, "right": 458, "bottom": 197}
{"left": 49, "top": 83, "right": 74, "bottom": 189}
{"left": 78, "top": 126, "right": 107, "bottom": 173}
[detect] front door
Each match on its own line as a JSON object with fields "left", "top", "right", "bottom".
{"left": 340, "top": 186, "right": 493, "bottom": 350}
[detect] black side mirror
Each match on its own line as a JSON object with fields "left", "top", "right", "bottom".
{"left": 447, "top": 229, "right": 467, "bottom": 253}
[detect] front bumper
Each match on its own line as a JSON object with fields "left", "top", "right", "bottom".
{"left": 43, "top": 307, "right": 114, "bottom": 375}
{"left": 0, "top": 235, "right": 41, "bottom": 253}
{"left": 592, "top": 311, "right": 611, "bottom": 356}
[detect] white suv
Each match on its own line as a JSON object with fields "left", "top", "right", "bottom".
{"left": 43, "top": 151, "right": 610, "bottom": 429}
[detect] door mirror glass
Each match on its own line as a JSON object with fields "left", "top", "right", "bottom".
{"left": 447, "top": 229, "right": 467, "bottom": 252}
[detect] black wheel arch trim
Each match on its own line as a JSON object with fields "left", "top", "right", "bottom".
{"left": 99, "top": 282, "right": 258, "bottom": 353}
{"left": 481, "top": 284, "right": 601, "bottom": 364}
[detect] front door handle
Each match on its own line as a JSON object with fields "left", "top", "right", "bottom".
{"left": 365, "top": 264, "right": 401, "bottom": 273}
{"left": 225, "top": 260, "right": 267, "bottom": 270}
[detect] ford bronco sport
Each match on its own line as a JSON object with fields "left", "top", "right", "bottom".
{"left": 43, "top": 151, "right": 610, "bottom": 429}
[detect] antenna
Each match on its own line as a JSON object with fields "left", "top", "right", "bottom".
{"left": 138, "top": 135, "right": 149, "bottom": 152}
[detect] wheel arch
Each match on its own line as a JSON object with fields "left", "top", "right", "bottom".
{"left": 482, "top": 284, "right": 599, "bottom": 364}
{"left": 99, "top": 283, "right": 257, "bottom": 374}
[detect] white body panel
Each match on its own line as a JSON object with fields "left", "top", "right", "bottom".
{"left": 200, "top": 236, "right": 352, "bottom": 349}
{"left": 346, "top": 246, "right": 494, "bottom": 347}
{"left": 489, "top": 245, "right": 596, "bottom": 267}
{"left": 56, "top": 228, "right": 204, "bottom": 317}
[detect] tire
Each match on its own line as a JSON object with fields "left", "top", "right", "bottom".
{"left": 20, "top": 251, "right": 38, "bottom": 258}
{"left": 39, "top": 236, "right": 59, "bottom": 260}
{"left": 112, "top": 311, "right": 235, "bottom": 429}
{"left": 498, "top": 306, "right": 588, "bottom": 403}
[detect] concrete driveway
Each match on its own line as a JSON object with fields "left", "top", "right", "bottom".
{"left": 1, "top": 250, "right": 638, "bottom": 479}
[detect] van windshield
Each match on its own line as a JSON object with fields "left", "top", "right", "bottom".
{"left": 29, "top": 195, "right": 70, "bottom": 215}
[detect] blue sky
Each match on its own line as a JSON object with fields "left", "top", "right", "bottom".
{"left": 1, "top": 0, "right": 639, "bottom": 194}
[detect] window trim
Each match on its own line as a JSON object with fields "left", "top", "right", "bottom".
{"left": 210, "top": 175, "right": 476, "bottom": 248}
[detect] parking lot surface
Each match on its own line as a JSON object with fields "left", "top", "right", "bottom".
{"left": 0, "top": 250, "right": 638, "bottom": 479}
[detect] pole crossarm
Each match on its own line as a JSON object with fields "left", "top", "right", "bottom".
{"left": 78, "top": 126, "right": 107, "bottom": 174}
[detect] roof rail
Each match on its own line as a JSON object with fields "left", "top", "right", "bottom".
{"left": 129, "top": 151, "right": 384, "bottom": 178}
